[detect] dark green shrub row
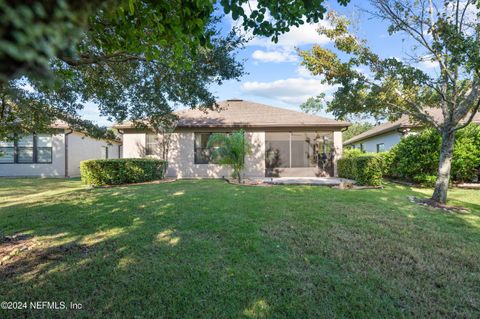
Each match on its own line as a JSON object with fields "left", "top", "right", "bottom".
{"left": 80, "top": 158, "right": 167, "bottom": 186}
{"left": 387, "top": 124, "right": 480, "bottom": 186}
{"left": 338, "top": 155, "right": 384, "bottom": 186}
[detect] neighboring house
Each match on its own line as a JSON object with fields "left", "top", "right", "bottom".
{"left": 0, "top": 121, "right": 121, "bottom": 177}
{"left": 344, "top": 109, "right": 480, "bottom": 153}
{"left": 115, "top": 99, "right": 350, "bottom": 178}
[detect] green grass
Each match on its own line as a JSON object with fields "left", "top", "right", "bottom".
{"left": 0, "top": 178, "right": 479, "bottom": 318}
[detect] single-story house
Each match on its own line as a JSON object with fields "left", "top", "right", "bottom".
{"left": 115, "top": 99, "right": 350, "bottom": 178}
{"left": 344, "top": 109, "right": 480, "bottom": 153}
{"left": 0, "top": 121, "right": 121, "bottom": 177}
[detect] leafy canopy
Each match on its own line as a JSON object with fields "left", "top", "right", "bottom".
{"left": 1, "top": 0, "right": 350, "bottom": 140}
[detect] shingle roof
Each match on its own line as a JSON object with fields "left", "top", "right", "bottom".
{"left": 115, "top": 99, "right": 350, "bottom": 129}
{"left": 344, "top": 108, "right": 480, "bottom": 145}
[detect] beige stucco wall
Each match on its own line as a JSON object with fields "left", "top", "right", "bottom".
{"left": 121, "top": 132, "right": 146, "bottom": 158}
{"left": 333, "top": 131, "right": 343, "bottom": 177}
{"left": 0, "top": 133, "right": 66, "bottom": 177}
{"left": 67, "top": 132, "right": 120, "bottom": 177}
{"left": 122, "top": 130, "right": 266, "bottom": 178}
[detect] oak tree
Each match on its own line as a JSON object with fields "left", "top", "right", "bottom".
{"left": 300, "top": 0, "right": 480, "bottom": 203}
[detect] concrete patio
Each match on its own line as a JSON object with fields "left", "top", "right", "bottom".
{"left": 261, "top": 177, "right": 355, "bottom": 186}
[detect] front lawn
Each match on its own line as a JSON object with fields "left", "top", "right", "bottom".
{"left": 1, "top": 178, "right": 479, "bottom": 318}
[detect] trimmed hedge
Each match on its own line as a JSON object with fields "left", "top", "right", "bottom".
{"left": 80, "top": 158, "right": 167, "bottom": 186}
{"left": 338, "top": 155, "right": 384, "bottom": 186}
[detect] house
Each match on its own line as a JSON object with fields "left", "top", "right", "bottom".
{"left": 115, "top": 99, "right": 350, "bottom": 178}
{"left": 0, "top": 121, "right": 121, "bottom": 177}
{"left": 344, "top": 109, "right": 480, "bottom": 153}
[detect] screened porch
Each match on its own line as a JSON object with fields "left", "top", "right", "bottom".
{"left": 265, "top": 131, "right": 335, "bottom": 177}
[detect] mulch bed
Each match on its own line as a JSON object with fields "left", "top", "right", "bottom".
{"left": 0, "top": 234, "right": 94, "bottom": 279}
{"left": 0, "top": 234, "right": 37, "bottom": 266}
{"left": 407, "top": 196, "right": 470, "bottom": 214}
{"left": 454, "top": 183, "right": 480, "bottom": 189}
{"left": 332, "top": 182, "right": 382, "bottom": 190}
{"left": 225, "top": 179, "right": 272, "bottom": 187}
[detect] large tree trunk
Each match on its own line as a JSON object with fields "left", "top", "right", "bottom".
{"left": 431, "top": 129, "right": 456, "bottom": 204}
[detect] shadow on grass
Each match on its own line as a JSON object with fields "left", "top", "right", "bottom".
{"left": 0, "top": 179, "right": 479, "bottom": 318}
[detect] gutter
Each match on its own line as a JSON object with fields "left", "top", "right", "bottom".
{"left": 64, "top": 129, "right": 73, "bottom": 178}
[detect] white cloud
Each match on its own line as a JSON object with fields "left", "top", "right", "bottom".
{"left": 247, "top": 21, "right": 331, "bottom": 48}
{"left": 247, "top": 22, "right": 331, "bottom": 64}
{"left": 252, "top": 49, "right": 298, "bottom": 63}
{"left": 296, "top": 65, "right": 316, "bottom": 78}
{"left": 226, "top": 2, "right": 331, "bottom": 64}
{"left": 241, "top": 77, "right": 336, "bottom": 105}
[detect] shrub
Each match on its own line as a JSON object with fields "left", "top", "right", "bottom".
{"left": 80, "top": 158, "right": 167, "bottom": 186}
{"left": 452, "top": 124, "right": 480, "bottom": 182}
{"left": 342, "top": 148, "right": 366, "bottom": 159}
{"left": 376, "top": 151, "right": 395, "bottom": 176}
{"left": 338, "top": 155, "right": 384, "bottom": 186}
{"left": 386, "top": 130, "right": 440, "bottom": 181}
{"left": 387, "top": 124, "right": 480, "bottom": 183}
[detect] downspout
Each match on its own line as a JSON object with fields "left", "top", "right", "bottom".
{"left": 64, "top": 129, "right": 73, "bottom": 178}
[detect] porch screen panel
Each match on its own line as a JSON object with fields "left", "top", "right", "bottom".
{"left": 291, "top": 132, "right": 316, "bottom": 167}
{"left": 265, "top": 132, "right": 289, "bottom": 168}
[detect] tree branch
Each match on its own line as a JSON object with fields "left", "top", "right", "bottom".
{"left": 360, "top": 75, "right": 440, "bottom": 129}
{"left": 453, "top": 98, "right": 480, "bottom": 132}
{"left": 60, "top": 52, "right": 147, "bottom": 66}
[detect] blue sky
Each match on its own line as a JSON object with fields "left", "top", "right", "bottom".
{"left": 81, "top": 1, "right": 436, "bottom": 126}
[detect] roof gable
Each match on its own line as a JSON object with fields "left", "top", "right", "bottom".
{"left": 175, "top": 100, "right": 350, "bottom": 128}
{"left": 344, "top": 109, "right": 480, "bottom": 145}
{"left": 115, "top": 99, "right": 350, "bottom": 129}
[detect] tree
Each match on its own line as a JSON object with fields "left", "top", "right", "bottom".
{"left": 151, "top": 116, "right": 178, "bottom": 176}
{"left": 299, "top": 1, "right": 480, "bottom": 204}
{"left": 342, "top": 122, "right": 375, "bottom": 142}
{"left": 300, "top": 95, "right": 374, "bottom": 141}
{"left": 1, "top": 14, "right": 244, "bottom": 140}
{"left": 207, "top": 130, "right": 252, "bottom": 183}
{"left": 1, "top": 0, "right": 350, "bottom": 140}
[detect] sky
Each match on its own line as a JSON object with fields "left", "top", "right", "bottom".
{"left": 80, "top": 0, "right": 438, "bottom": 126}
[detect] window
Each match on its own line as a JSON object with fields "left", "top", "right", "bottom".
{"left": 194, "top": 133, "right": 212, "bottom": 164}
{"left": 17, "top": 135, "right": 34, "bottom": 163}
{"left": 0, "top": 140, "right": 14, "bottom": 163}
{"left": 360, "top": 143, "right": 364, "bottom": 152}
{"left": 145, "top": 133, "right": 158, "bottom": 155}
{"left": 0, "top": 134, "right": 53, "bottom": 164}
{"left": 193, "top": 132, "right": 232, "bottom": 164}
{"left": 36, "top": 134, "right": 52, "bottom": 163}
{"left": 101, "top": 146, "right": 109, "bottom": 159}
{"left": 376, "top": 143, "right": 385, "bottom": 153}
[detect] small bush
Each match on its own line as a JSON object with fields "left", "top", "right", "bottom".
{"left": 80, "top": 158, "right": 167, "bottom": 186}
{"left": 338, "top": 155, "right": 384, "bottom": 186}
